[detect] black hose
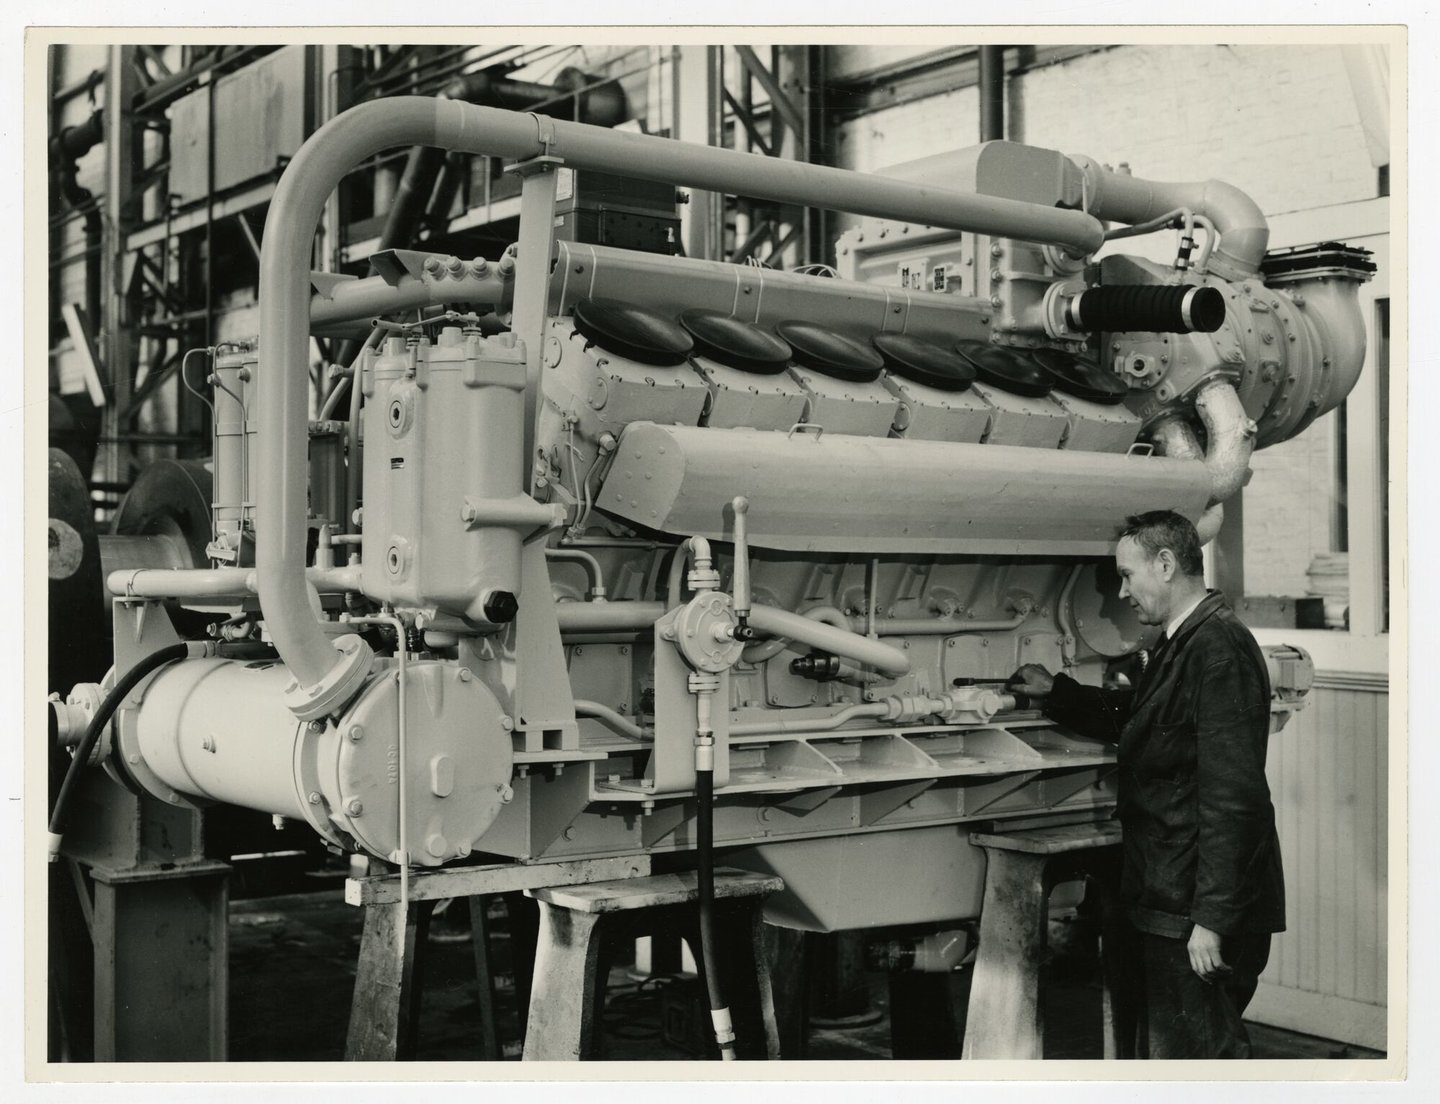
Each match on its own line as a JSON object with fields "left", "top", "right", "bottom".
{"left": 695, "top": 768, "right": 737, "bottom": 1060}
{"left": 47, "top": 642, "right": 191, "bottom": 859}
{"left": 1067, "top": 283, "right": 1226, "bottom": 334}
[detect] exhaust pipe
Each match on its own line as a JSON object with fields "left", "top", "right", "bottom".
{"left": 1148, "top": 379, "right": 1257, "bottom": 544}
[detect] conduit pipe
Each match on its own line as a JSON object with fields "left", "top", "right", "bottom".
{"left": 1067, "top": 154, "right": 1269, "bottom": 282}
{"left": 552, "top": 600, "right": 911, "bottom": 676}
{"left": 573, "top": 699, "right": 644, "bottom": 740}
{"left": 743, "top": 605, "right": 1029, "bottom": 665}
{"left": 107, "top": 564, "right": 363, "bottom": 600}
{"left": 259, "top": 98, "right": 1105, "bottom": 704}
{"left": 546, "top": 547, "right": 607, "bottom": 601}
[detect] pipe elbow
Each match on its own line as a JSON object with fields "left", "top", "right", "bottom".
{"left": 1069, "top": 155, "right": 1268, "bottom": 279}
{"left": 1194, "top": 379, "right": 1256, "bottom": 503}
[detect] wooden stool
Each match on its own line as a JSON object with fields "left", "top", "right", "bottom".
{"left": 343, "top": 856, "right": 650, "bottom": 1060}
{"left": 961, "top": 821, "right": 1124, "bottom": 1060}
{"left": 523, "top": 869, "right": 784, "bottom": 1061}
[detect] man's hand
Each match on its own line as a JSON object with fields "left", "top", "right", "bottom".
{"left": 1007, "top": 663, "right": 1055, "bottom": 700}
{"left": 1187, "top": 924, "right": 1232, "bottom": 983}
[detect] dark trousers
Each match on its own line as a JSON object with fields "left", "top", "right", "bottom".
{"left": 1131, "top": 929, "right": 1271, "bottom": 1059}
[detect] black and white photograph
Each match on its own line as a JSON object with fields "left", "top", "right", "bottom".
{"left": 9, "top": 6, "right": 1431, "bottom": 1099}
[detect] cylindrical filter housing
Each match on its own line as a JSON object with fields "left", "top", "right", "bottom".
{"left": 360, "top": 328, "right": 534, "bottom": 628}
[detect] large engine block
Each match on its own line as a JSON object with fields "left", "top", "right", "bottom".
{"left": 53, "top": 100, "right": 1367, "bottom": 931}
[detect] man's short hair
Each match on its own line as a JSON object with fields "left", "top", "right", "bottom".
{"left": 1117, "top": 510, "right": 1205, "bottom": 577}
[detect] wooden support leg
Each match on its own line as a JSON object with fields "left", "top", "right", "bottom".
{"left": 1097, "top": 884, "right": 1143, "bottom": 1059}
{"left": 467, "top": 897, "right": 501, "bottom": 1061}
{"left": 761, "top": 925, "right": 809, "bottom": 1059}
{"left": 521, "top": 903, "right": 604, "bottom": 1060}
{"left": 742, "top": 905, "right": 783, "bottom": 1059}
{"left": 962, "top": 849, "right": 1049, "bottom": 1060}
{"left": 345, "top": 898, "right": 435, "bottom": 1061}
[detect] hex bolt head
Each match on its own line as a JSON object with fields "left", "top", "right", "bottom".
{"left": 307, "top": 791, "right": 322, "bottom": 805}
{"left": 348, "top": 725, "right": 365, "bottom": 742}
{"left": 308, "top": 720, "right": 325, "bottom": 734}
{"left": 346, "top": 799, "right": 364, "bottom": 816}
{"left": 457, "top": 668, "right": 472, "bottom": 682}
{"left": 483, "top": 590, "right": 519, "bottom": 624}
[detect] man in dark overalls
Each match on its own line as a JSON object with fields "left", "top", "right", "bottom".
{"left": 1011, "top": 510, "right": 1284, "bottom": 1058}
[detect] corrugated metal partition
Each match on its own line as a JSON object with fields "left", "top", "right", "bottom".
{"left": 1246, "top": 673, "right": 1389, "bottom": 1051}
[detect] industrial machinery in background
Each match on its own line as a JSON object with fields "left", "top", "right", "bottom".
{"left": 48, "top": 94, "right": 1371, "bottom": 1059}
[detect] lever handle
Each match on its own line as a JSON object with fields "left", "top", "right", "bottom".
{"left": 731, "top": 496, "right": 751, "bottom": 621}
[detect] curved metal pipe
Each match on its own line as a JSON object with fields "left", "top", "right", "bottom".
{"left": 260, "top": 97, "right": 1106, "bottom": 693}
{"left": 1068, "top": 154, "right": 1268, "bottom": 281}
{"left": 742, "top": 605, "right": 851, "bottom": 665}
{"left": 748, "top": 605, "right": 911, "bottom": 677}
{"left": 573, "top": 699, "right": 644, "bottom": 740}
{"left": 546, "top": 547, "right": 607, "bottom": 601}
{"left": 1149, "top": 415, "right": 1224, "bottom": 544}
{"left": 1289, "top": 276, "right": 1368, "bottom": 419}
{"left": 1193, "top": 379, "right": 1257, "bottom": 503}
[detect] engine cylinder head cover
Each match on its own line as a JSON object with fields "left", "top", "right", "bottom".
{"left": 572, "top": 297, "right": 694, "bottom": 366}
{"left": 776, "top": 321, "right": 884, "bottom": 382}
{"left": 678, "top": 309, "right": 793, "bottom": 374}
{"left": 871, "top": 333, "right": 977, "bottom": 393}
{"left": 1031, "top": 348, "right": 1129, "bottom": 405}
{"left": 953, "top": 341, "right": 1057, "bottom": 398}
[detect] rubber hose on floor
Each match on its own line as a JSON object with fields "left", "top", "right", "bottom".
{"left": 696, "top": 769, "right": 737, "bottom": 1060}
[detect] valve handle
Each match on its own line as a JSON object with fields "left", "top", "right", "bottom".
{"left": 731, "top": 496, "right": 751, "bottom": 623}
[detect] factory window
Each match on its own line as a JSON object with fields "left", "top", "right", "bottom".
{"left": 1238, "top": 406, "right": 1349, "bottom": 630}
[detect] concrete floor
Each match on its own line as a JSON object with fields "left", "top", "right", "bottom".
{"left": 228, "top": 888, "right": 1385, "bottom": 1063}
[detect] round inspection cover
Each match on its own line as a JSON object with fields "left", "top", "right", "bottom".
{"left": 572, "top": 297, "right": 694, "bottom": 366}
{"left": 679, "top": 309, "right": 793, "bottom": 375}
{"left": 953, "top": 340, "right": 1057, "bottom": 398}
{"left": 1032, "top": 347, "right": 1129, "bottom": 405}
{"left": 1068, "top": 560, "right": 1147, "bottom": 658}
{"left": 871, "top": 333, "right": 976, "bottom": 393}
{"left": 776, "top": 321, "right": 884, "bottom": 383}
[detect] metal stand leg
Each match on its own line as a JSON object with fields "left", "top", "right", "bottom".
{"left": 962, "top": 849, "right": 1049, "bottom": 1060}
{"left": 90, "top": 863, "right": 229, "bottom": 1062}
{"left": 345, "top": 898, "right": 435, "bottom": 1060}
{"left": 521, "top": 903, "right": 604, "bottom": 1060}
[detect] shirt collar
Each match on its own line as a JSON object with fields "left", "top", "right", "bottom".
{"left": 1165, "top": 591, "right": 1207, "bottom": 641}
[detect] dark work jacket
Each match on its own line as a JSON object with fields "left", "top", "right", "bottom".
{"left": 1044, "top": 590, "right": 1285, "bottom": 939}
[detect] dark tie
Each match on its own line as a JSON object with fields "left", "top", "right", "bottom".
{"left": 1139, "top": 632, "right": 1169, "bottom": 688}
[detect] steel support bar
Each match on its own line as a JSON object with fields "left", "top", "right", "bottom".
{"left": 734, "top": 46, "right": 805, "bottom": 137}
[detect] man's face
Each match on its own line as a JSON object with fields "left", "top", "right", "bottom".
{"left": 1115, "top": 535, "right": 1173, "bottom": 627}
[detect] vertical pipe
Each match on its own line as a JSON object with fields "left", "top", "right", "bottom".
{"left": 978, "top": 46, "right": 1005, "bottom": 142}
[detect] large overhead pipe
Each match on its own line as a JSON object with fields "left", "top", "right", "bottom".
{"left": 50, "top": 108, "right": 106, "bottom": 330}
{"left": 1067, "top": 153, "right": 1269, "bottom": 281}
{"left": 258, "top": 97, "right": 1107, "bottom": 706}
{"left": 978, "top": 46, "right": 1005, "bottom": 142}
{"left": 376, "top": 65, "right": 629, "bottom": 256}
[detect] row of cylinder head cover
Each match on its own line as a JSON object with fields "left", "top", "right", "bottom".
{"left": 543, "top": 296, "right": 1144, "bottom": 453}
